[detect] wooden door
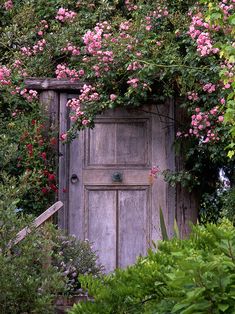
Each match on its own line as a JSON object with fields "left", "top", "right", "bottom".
{"left": 59, "top": 94, "right": 175, "bottom": 272}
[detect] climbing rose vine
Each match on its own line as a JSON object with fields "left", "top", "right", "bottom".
{"left": 0, "top": 0, "right": 234, "bottom": 216}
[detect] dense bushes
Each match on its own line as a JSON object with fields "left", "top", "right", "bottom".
{"left": 71, "top": 220, "right": 235, "bottom": 314}
{"left": 0, "top": 177, "right": 102, "bottom": 313}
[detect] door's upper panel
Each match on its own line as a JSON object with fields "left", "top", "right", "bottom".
{"left": 85, "top": 118, "right": 151, "bottom": 168}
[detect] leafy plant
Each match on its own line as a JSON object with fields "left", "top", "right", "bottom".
{"left": 53, "top": 235, "right": 103, "bottom": 294}
{"left": 70, "top": 220, "right": 235, "bottom": 314}
{"left": 0, "top": 174, "right": 65, "bottom": 313}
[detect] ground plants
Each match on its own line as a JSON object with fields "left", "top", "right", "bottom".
{"left": 70, "top": 220, "right": 235, "bottom": 314}
{"left": 0, "top": 173, "right": 102, "bottom": 313}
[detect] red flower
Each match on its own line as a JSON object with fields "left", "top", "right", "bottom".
{"left": 26, "top": 143, "right": 33, "bottom": 156}
{"left": 50, "top": 137, "right": 57, "bottom": 146}
{"left": 31, "top": 119, "right": 36, "bottom": 125}
{"left": 43, "top": 170, "right": 49, "bottom": 176}
{"left": 38, "top": 139, "right": 44, "bottom": 146}
{"left": 41, "top": 187, "right": 48, "bottom": 194}
{"left": 49, "top": 184, "right": 58, "bottom": 192}
{"left": 40, "top": 152, "right": 47, "bottom": 160}
{"left": 26, "top": 143, "right": 33, "bottom": 151}
{"left": 48, "top": 173, "right": 56, "bottom": 181}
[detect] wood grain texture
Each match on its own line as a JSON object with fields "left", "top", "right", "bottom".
{"left": 86, "top": 189, "right": 117, "bottom": 273}
{"left": 25, "top": 78, "right": 85, "bottom": 91}
{"left": 118, "top": 189, "right": 148, "bottom": 268}
{"left": 58, "top": 93, "right": 70, "bottom": 230}
{"left": 10, "top": 201, "right": 63, "bottom": 247}
{"left": 58, "top": 99, "right": 178, "bottom": 271}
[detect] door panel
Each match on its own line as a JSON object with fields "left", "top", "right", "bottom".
{"left": 59, "top": 97, "right": 175, "bottom": 272}
{"left": 85, "top": 118, "right": 150, "bottom": 167}
{"left": 88, "top": 123, "right": 116, "bottom": 165}
{"left": 86, "top": 189, "right": 117, "bottom": 273}
{"left": 118, "top": 189, "right": 148, "bottom": 268}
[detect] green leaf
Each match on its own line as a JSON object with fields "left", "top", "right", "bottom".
{"left": 173, "top": 219, "right": 180, "bottom": 239}
{"left": 218, "top": 303, "right": 230, "bottom": 312}
{"left": 159, "top": 207, "right": 169, "bottom": 241}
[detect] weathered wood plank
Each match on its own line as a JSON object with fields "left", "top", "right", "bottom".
{"left": 58, "top": 93, "right": 70, "bottom": 230}
{"left": 24, "top": 78, "right": 85, "bottom": 91}
{"left": 11, "top": 201, "right": 63, "bottom": 247}
{"left": 118, "top": 189, "right": 148, "bottom": 268}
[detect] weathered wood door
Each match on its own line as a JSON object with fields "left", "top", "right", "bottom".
{"left": 59, "top": 94, "right": 175, "bottom": 272}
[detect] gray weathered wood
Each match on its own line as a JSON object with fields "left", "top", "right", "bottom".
{"left": 39, "top": 90, "right": 59, "bottom": 132}
{"left": 58, "top": 93, "right": 70, "bottom": 230}
{"left": 59, "top": 100, "right": 176, "bottom": 272}
{"left": 86, "top": 189, "right": 117, "bottom": 273}
{"left": 10, "top": 201, "right": 63, "bottom": 247}
{"left": 118, "top": 189, "right": 148, "bottom": 268}
{"left": 25, "top": 78, "right": 85, "bottom": 91}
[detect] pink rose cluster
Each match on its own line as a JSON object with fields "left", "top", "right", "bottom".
{"left": 202, "top": 83, "right": 216, "bottom": 93}
{"left": 187, "top": 91, "right": 199, "bottom": 101}
{"left": 36, "top": 20, "right": 49, "bottom": 37}
{"left": 145, "top": 6, "right": 168, "bottom": 31}
{"left": 62, "top": 43, "right": 80, "bottom": 56}
{"left": 189, "top": 107, "right": 224, "bottom": 143}
{"left": 127, "top": 77, "right": 139, "bottom": 88}
{"left": 83, "top": 26, "right": 104, "bottom": 55}
{"left": 125, "top": 0, "right": 138, "bottom": 11}
{"left": 219, "top": 0, "right": 235, "bottom": 18}
{"left": 55, "top": 64, "right": 84, "bottom": 81}
{"left": 65, "top": 84, "right": 99, "bottom": 126}
{"left": 149, "top": 166, "right": 161, "bottom": 178}
{"left": 56, "top": 8, "right": 77, "bottom": 23}
{"left": 4, "top": 0, "right": 13, "bottom": 10}
{"left": 0, "top": 66, "right": 11, "bottom": 86}
{"left": 119, "top": 21, "right": 131, "bottom": 31}
{"left": 188, "top": 13, "right": 219, "bottom": 56}
{"left": 82, "top": 24, "right": 114, "bottom": 77}
{"left": 221, "top": 59, "right": 234, "bottom": 90}
{"left": 127, "top": 61, "right": 142, "bottom": 71}
{"left": 11, "top": 87, "right": 38, "bottom": 102}
{"left": 20, "top": 39, "right": 46, "bottom": 56}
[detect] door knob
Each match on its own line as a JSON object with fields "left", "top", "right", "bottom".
{"left": 112, "top": 172, "right": 122, "bottom": 183}
{"left": 71, "top": 174, "right": 79, "bottom": 184}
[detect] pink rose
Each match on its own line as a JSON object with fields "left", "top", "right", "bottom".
{"left": 110, "top": 94, "right": 117, "bottom": 101}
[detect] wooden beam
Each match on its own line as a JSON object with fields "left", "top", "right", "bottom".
{"left": 10, "top": 201, "right": 63, "bottom": 247}
{"left": 24, "top": 78, "right": 85, "bottom": 91}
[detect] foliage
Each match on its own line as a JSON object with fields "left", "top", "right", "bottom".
{"left": 0, "top": 175, "right": 65, "bottom": 313}
{"left": 70, "top": 220, "right": 235, "bottom": 314}
{"left": 0, "top": 0, "right": 234, "bottom": 217}
{"left": 199, "top": 190, "right": 225, "bottom": 224}
{"left": 0, "top": 171, "right": 102, "bottom": 312}
{"left": 200, "top": 0, "right": 235, "bottom": 157}
{"left": 221, "top": 187, "right": 235, "bottom": 223}
{"left": 0, "top": 109, "right": 58, "bottom": 215}
{"left": 53, "top": 235, "right": 103, "bottom": 294}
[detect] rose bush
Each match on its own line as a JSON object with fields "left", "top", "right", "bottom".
{"left": 0, "top": 0, "right": 234, "bottom": 219}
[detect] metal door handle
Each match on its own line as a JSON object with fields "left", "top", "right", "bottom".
{"left": 71, "top": 174, "right": 79, "bottom": 184}
{"left": 112, "top": 172, "right": 122, "bottom": 182}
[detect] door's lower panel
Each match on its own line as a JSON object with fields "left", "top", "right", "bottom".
{"left": 84, "top": 186, "right": 150, "bottom": 272}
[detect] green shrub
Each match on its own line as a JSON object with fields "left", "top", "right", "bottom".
{"left": 222, "top": 187, "right": 235, "bottom": 223}
{"left": 70, "top": 220, "right": 235, "bottom": 314}
{"left": 53, "top": 235, "right": 103, "bottom": 294}
{"left": 0, "top": 173, "right": 102, "bottom": 313}
{"left": 0, "top": 178, "right": 65, "bottom": 313}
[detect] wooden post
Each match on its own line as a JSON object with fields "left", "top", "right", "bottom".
{"left": 175, "top": 103, "right": 199, "bottom": 238}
